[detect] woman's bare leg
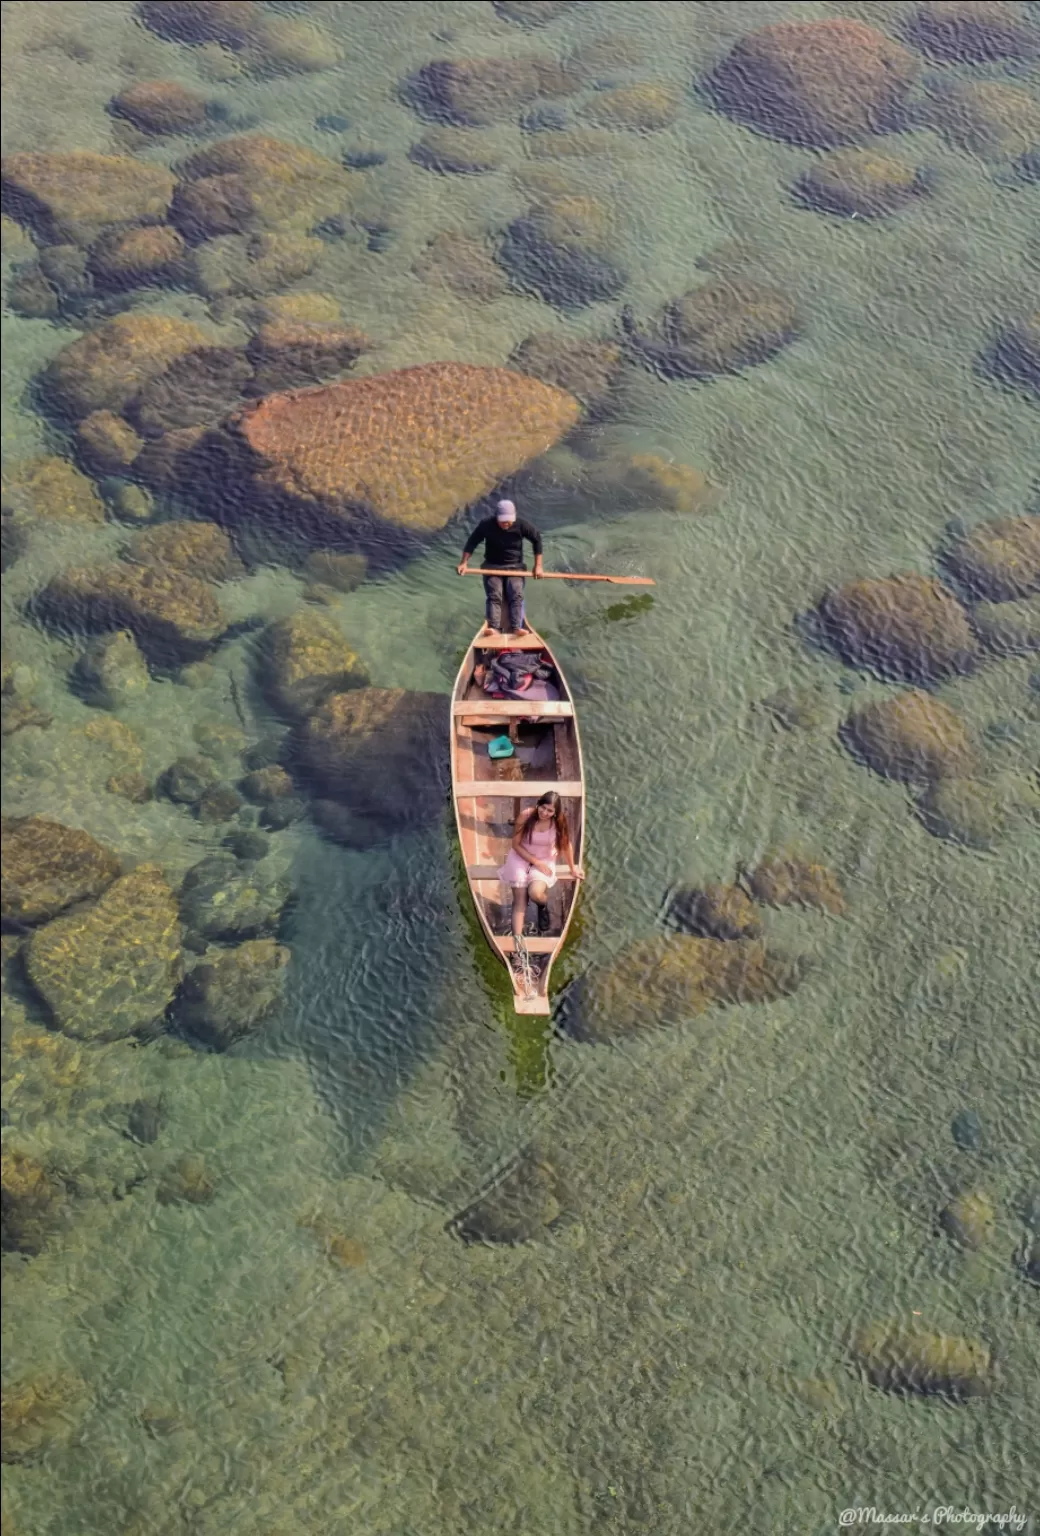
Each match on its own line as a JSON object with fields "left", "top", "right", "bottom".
{"left": 511, "top": 885, "right": 528, "bottom": 937}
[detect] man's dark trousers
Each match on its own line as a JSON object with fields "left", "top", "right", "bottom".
{"left": 483, "top": 573, "right": 525, "bottom": 631}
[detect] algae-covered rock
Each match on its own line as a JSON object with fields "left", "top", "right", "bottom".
{"left": 0, "top": 1372, "right": 88, "bottom": 1463}
{"left": 36, "top": 558, "right": 226, "bottom": 664}
{"left": 744, "top": 853, "right": 846, "bottom": 916}
{"left": 409, "top": 126, "right": 503, "bottom": 174}
{"left": 1, "top": 1150, "right": 63, "bottom": 1254}
{"left": 245, "top": 320, "right": 371, "bottom": 395}
{"left": 819, "top": 574, "right": 978, "bottom": 683}
{"left": 87, "top": 224, "right": 187, "bottom": 291}
{"left": 301, "top": 551, "right": 368, "bottom": 594}
{"left": 74, "top": 411, "right": 145, "bottom": 476}
{"left": 402, "top": 55, "right": 580, "bottom": 127}
{"left": 509, "top": 333, "right": 623, "bottom": 419}
{"left": 708, "top": 19, "right": 919, "bottom": 148}
{"left": 916, "top": 772, "right": 1037, "bottom": 847}
{"left": 849, "top": 1320, "right": 994, "bottom": 1398}
{"left": 231, "top": 362, "right": 579, "bottom": 534}
{"left": 582, "top": 83, "right": 680, "bottom": 131}
{"left": 842, "top": 690, "right": 978, "bottom": 782}
{"left": 668, "top": 882, "right": 761, "bottom": 940}
{"left": 156, "top": 1153, "right": 216, "bottom": 1206}
{"left": 987, "top": 313, "right": 1039, "bottom": 397}
{"left": 171, "top": 134, "right": 359, "bottom": 241}
{"left": 940, "top": 1190, "right": 996, "bottom": 1249}
{"left": 195, "top": 784, "right": 243, "bottom": 823}
{"left": 294, "top": 688, "right": 450, "bottom": 828}
{"left": 240, "top": 765, "right": 293, "bottom": 803}
{"left": 139, "top": 2, "right": 340, "bottom": 77}
{"left": 498, "top": 214, "right": 627, "bottom": 310}
{"left": 174, "top": 937, "right": 290, "bottom": 1048}
{"left": 188, "top": 230, "right": 325, "bottom": 298}
{"left": 129, "top": 346, "right": 252, "bottom": 437}
{"left": 625, "top": 279, "right": 800, "bottom": 379}
{"left": 179, "top": 855, "right": 291, "bottom": 942}
{"left": 943, "top": 515, "right": 1040, "bottom": 602}
{"left": 906, "top": 2, "right": 1037, "bottom": 64}
{"left": 921, "top": 79, "right": 1040, "bottom": 164}
{"left": 74, "top": 630, "right": 151, "bottom": 709}
{"left": 2, "top": 816, "right": 120, "bottom": 927}
{"left": 160, "top": 755, "right": 220, "bottom": 805}
{"left": 43, "top": 313, "right": 211, "bottom": 420}
{"left": 0, "top": 149, "right": 175, "bottom": 243}
{"left": 573, "top": 935, "right": 806, "bottom": 1043}
{"left": 109, "top": 78, "right": 210, "bottom": 135}
{"left": 412, "top": 231, "right": 510, "bottom": 302}
{"left": 128, "top": 519, "right": 237, "bottom": 582}
{"left": 450, "top": 1149, "right": 565, "bottom": 1244}
{"left": 261, "top": 610, "right": 368, "bottom": 722}
{"left": 1, "top": 456, "right": 106, "bottom": 525}
{"left": 796, "top": 148, "right": 928, "bottom": 217}
{"left": 971, "top": 595, "right": 1040, "bottom": 656}
{"left": 25, "top": 865, "right": 182, "bottom": 1041}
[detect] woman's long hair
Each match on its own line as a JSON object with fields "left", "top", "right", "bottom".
{"left": 518, "top": 791, "right": 572, "bottom": 859}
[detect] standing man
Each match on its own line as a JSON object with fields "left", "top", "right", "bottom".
{"left": 457, "top": 499, "right": 543, "bottom": 637}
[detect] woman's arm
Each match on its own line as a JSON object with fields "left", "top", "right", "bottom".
{"left": 511, "top": 817, "right": 554, "bottom": 877}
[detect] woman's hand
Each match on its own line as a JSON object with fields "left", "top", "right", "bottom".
{"left": 571, "top": 866, "right": 585, "bottom": 881}
{"left": 535, "top": 860, "right": 554, "bottom": 877}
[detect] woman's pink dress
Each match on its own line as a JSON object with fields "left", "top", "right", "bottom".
{"left": 498, "top": 819, "right": 558, "bottom": 889}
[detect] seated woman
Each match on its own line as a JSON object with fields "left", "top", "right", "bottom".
{"left": 497, "top": 790, "right": 584, "bottom": 938}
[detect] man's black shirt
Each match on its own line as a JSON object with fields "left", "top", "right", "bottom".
{"left": 462, "top": 516, "right": 542, "bottom": 570}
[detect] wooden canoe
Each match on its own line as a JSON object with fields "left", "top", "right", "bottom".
{"left": 450, "top": 626, "right": 585, "bottom": 1017}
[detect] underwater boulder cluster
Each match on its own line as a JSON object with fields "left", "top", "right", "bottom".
{"left": 810, "top": 515, "right": 1040, "bottom": 848}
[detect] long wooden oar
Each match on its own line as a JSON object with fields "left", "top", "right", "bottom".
{"left": 462, "top": 567, "right": 655, "bottom": 586}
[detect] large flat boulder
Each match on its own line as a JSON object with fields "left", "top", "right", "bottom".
{"left": 230, "top": 362, "right": 580, "bottom": 533}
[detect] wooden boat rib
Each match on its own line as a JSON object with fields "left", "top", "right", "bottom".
{"left": 450, "top": 626, "right": 585, "bottom": 1017}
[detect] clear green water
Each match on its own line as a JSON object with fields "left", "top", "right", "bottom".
{"left": 2, "top": 2, "right": 1039, "bottom": 1533}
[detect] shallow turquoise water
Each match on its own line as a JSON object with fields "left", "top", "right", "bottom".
{"left": 2, "top": 2, "right": 1039, "bottom": 1533}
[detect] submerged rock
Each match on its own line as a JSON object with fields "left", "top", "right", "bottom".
{"left": 572, "top": 935, "right": 806, "bottom": 1043}
{"left": 171, "top": 134, "right": 359, "bottom": 241}
{"left": 156, "top": 1153, "right": 217, "bottom": 1206}
{"left": 795, "top": 148, "right": 929, "bottom": 217}
{"left": 179, "top": 855, "right": 291, "bottom": 942}
{"left": 2, "top": 455, "right": 106, "bottom": 525}
{"left": 905, "top": 2, "right": 1037, "bottom": 64}
{"left": 0, "top": 149, "right": 175, "bottom": 243}
{"left": 841, "top": 691, "right": 978, "bottom": 783}
{"left": 940, "top": 1190, "right": 996, "bottom": 1250}
{"left": 109, "top": 78, "right": 210, "bottom": 135}
{"left": 623, "top": 279, "right": 800, "bottom": 379}
{"left": 128, "top": 519, "right": 237, "bottom": 582}
{"left": 970, "top": 595, "right": 1040, "bottom": 656}
{"left": 402, "top": 55, "right": 579, "bottom": 126}
{"left": 582, "top": 83, "right": 680, "bottom": 131}
{"left": 498, "top": 214, "right": 628, "bottom": 309}
{"left": 293, "top": 688, "right": 450, "bottom": 830}
{"left": 707, "top": 19, "right": 919, "bottom": 147}
{"left": 450, "top": 1149, "right": 565, "bottom": 1244}
{"left": 25, "top": 864, "right": 182, "bottom": 1041}
{"left": 744, "top": 853, "right": 846, "bottom": 916}
{"left": 2, "top": 816, "right": 120, "bottom": 928}
{"left": 43, "top": 313, "right": 211, "bottom": 420}
{"left": 1, "top": 1149, "right": 63, "bottom": 1254}
{"left": 409, "top": 126, "right": 503, "bottom": 174}
{"left": 160, "top": 755, "right": 220, "bottom": 805}
{"left": 188, "top": 230, "right": 325, "bottom": 298}
{"left": 87, "top": 223, "right": 187, "bottom": 291}
{"left": 126, "top": 1096, "right": 168, "bottom": 1145}
{"left": 35, "top": 558, "right": 226, "bottom": 665}
{"left": 849, "top": 1320, "right": 994, "bottom": 1399}
{"left": 245, "top": 320, "right": 371, "bottom": 395}
{"left": 509, "top": 332, "right": 623, "bottom": 418}
{"left": 128, "top": 346, "right": 253, "bottom": 437}
{"left": 229, "top": 363, "right": 579, "bottom": 534}
{"left": 920, "top": 80, "right": 1040, "bottom": 165}
{"left": 174, "top": 937, "right": 290, "bottom": 1049}
{"left": 819, "top": 574, "right": 978, "bottom": 683}
{"left": 74, "top": 630, "right": 151, "bottom": 709}
{"left": 668, "top": 882, "right": 761, "bottom": 940}
{"left": 0, "top": 1372, "right": 87, "bottom": 1463}
{"left": 942, "top": 515, "right": 1040, "bottom": 602}
{"left": 412, "top": 231, "right": 510, "bottom": 302}
{"left": 75, "top": 411, "right": 145, "bottom": 476}
{"left": 260, "top": 610, "right": 368, "bottom": 721}
{"left": 916, "top": 771, "right": 1038, "bottom": 848}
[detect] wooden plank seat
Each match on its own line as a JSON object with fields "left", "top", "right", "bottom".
{"left": 494, "top": 936, "right": 559, "bottom": 954}
{"left": 454, "top": 780, "right": 583, "bottom": 798}
{"left": 452, "top": 699, "right": 573, "bottom": 717}
{"left": 467, "top": 864, "right": 577, "bottom": 880}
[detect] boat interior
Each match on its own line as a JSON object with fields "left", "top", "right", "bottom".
{"left": 452, "top": 635, "right": 583, "bottom": 1006}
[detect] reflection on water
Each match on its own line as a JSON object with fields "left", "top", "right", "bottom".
{"left": 2, "top": 1, "right": 1038, "bottom": 1531}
